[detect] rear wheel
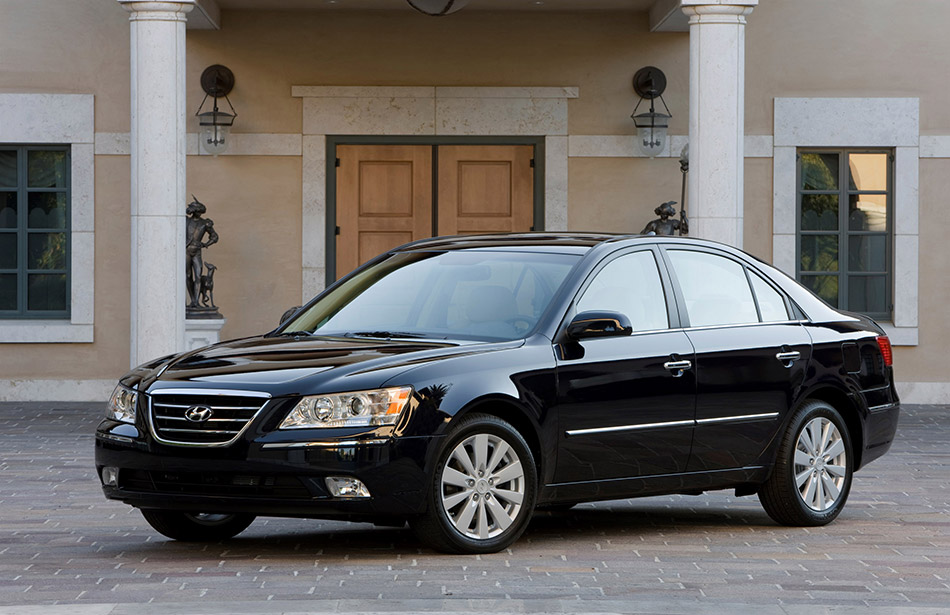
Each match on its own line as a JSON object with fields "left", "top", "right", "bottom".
{"left": 140, "top": 510, "right": 256, "bottom": 541}
{"left": 759, "top": 400, "right": 853, "bottom": 526}
{"left": 411, "top": 413, "right": 537, "bottom": 553}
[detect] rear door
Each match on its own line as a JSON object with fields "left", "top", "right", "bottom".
{"left": 661, "top": 247, "right": 812, "bottom": 472}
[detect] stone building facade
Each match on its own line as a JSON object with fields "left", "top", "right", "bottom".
{"left": 0, "top": 0, "right": 946, "bottom": 402}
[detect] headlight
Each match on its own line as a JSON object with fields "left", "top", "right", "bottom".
{"left": 279, "top": 386, "right": 413, "bottom": 429}
{"left": 107, "top": 384, "right": 138, "bottom": 424}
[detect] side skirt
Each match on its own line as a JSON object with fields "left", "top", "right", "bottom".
{"left": 539, "top": 466, "right": 768, "bottom": 505}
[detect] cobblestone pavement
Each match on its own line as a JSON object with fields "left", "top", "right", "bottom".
{"left": 0, "top": 402, "right": 947, "bottom": 615}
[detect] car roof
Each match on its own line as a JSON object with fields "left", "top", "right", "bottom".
{"left": 394, "top": 232, "right": 743, "bottom": 255}
{"left": 395, "top": 232, "right": 627, "bottom": 252}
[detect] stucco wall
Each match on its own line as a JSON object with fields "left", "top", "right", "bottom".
{"left": 0, "top": 155, "right": 131, "bottom": 380}
{"left": 0, "top": 0, "right": 131, "bottom": 132}
{"left": 185, "top": 10, "right": 687, "bottom": 137}
{"left": 896, "top": 159, "right": 950, "bottom": 380}
{"left": 568, "top": 158, "right": 683, "bottom": 234}
{"left": 742, "top": 158, "right": 773, "bottom": 262}
{"left": 186, "top": 156, "right": 303, "bottom": 338}
{"left": 746, "top": 0, "right": 950, "bottom": 135}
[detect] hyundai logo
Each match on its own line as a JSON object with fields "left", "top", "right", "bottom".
{"left": 184, "top": 405, "right": 214, "bottom": 423}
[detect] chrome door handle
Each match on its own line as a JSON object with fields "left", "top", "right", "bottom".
{"left": 663, "top": 359, "right": 692, "bottom": 377}
{"left": 775, "top": 350, "right": 801, "bottom": 368}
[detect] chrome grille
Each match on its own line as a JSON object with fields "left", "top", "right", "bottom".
{"left": 148, "top": 388, "right": 271, "bottom": 447}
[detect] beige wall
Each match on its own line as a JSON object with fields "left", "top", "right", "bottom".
{"left": 185, "top": 10, "right": 687, "bottom": 137}
{"left": 746, "top": 0, "right": 950, "bottom": 135}
{"left": 743, "top": 158, "right": 773, "bottom": 263}
{"left": 0, "top": 156, "right": 131, "bottom": 380}
{"left": 0, "top": 0, "right": 131, "bottom": 132}
{"left": 568, "top": 158, "right": 684, "bottom": 234}
{"left": 186, "top": 156, "right": 302, "bottom": 339}
{"left": 894, "top": 159, "right": 950, "bottom": 380}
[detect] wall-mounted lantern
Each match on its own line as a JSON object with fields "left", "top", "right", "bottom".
{"left": 631, "top": 66, "right": 672, "bottom": 158}
{"left": 195, "top": 65, "right": 237, "bottom": 156}
{"left": 406, "top": 0, "right": 472, "bottom": 16}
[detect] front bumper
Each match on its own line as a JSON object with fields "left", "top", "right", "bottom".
{"left": 95, "top": 425, "right": 439, "bottom": 520}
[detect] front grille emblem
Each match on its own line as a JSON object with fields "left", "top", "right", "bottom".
{"left": 184, "top": 405, "right": 214, "bottom": 423}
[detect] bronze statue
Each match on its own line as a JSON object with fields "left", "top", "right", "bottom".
{"left": 186, "top": 197, "right": 221, "bottom": 317}
{"left": 641, "top": 200, "right": 688, "bottom": 236}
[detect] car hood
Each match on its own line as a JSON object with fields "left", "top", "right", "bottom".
{"left": 131, "top": 334, "right": 522, "bottom": 397}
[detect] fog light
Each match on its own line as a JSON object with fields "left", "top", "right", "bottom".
{"left": 325, "top": 476, "right": 370, "bottom": 498}
{"left": 101, "top": 466, "right": 119, "bottom": 487}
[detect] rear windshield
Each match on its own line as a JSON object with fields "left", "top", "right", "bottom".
{"left": 283, "top": 250, "right": 580, "bottom": 341}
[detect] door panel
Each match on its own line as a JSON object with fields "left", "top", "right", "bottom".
{"left": 438, "top": 145, "right": 534, "bottom": 236}
{"left": 661, "top": 247, "right": 812, "bottom": 472}
{"left": 555, "top": 331, "right": 696, "bottom": 483}
{"left": 554, "top": 249, "right": 696, "bottom": 484}
{"left": 336, "top": 145, "right": 432, "bottom": 278}
{"left": 335, "top": 144, "right": 535, "bottom": 279}
{"left": 684, "top": 324, "right": 812, "bottom": 471}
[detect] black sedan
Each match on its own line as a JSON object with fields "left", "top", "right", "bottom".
{"left": 95, "top": 233, "right": 900, "bottom": 553}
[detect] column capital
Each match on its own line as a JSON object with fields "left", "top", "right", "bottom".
{"left": 681, "top": 0, "right": 757, "bottom": 6}
{"left": 681, "top": 0, "right": 756, "bottom": 23}
{"left": 118, "top": 0, "right": 194, "bottom": 21}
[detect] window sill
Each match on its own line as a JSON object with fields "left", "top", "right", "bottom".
{"left": 0, "top": 321, "right": 94, "bottom": 343}
{"left": 880, "top": 323, "right": 917, "bottom": 346}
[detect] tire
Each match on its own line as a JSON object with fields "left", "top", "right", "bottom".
{"left": 759, "top": 399, "right": 853, "bottom": 526}
{"left": 411, "top": 413, "right": 537, "bottom": 554}
{"left": 140, "top": 510, "right": 256, "bottom": 542}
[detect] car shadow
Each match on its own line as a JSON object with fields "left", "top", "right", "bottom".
{"left": 111, "top": 498, "right": 779, "bottom": 559}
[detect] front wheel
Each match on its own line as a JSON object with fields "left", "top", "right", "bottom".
{"left": 759, "top": 400, "right": 853, "bottom": 526}
{"left": 140, "top": 510, "right": 256, "bottom": 541}
{"left": 411, "top": 413, "right": 537, "bottom": 553}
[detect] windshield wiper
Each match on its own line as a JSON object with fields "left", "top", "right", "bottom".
{"left": 273, "top": 330, "right": 312, "bottom": 337}
{"left": 346, "top": 331, "right": 429, "bottom": 339}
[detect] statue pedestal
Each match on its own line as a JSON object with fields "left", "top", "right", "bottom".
{"left": 185, "top": 317, "right": 226, "bottom": 351}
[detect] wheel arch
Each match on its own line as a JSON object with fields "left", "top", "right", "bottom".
{"left": 451, "top": 397, "right": 544, "bottom": 485}
{"left": 799, "top": 385, "right": 865, "bottom": 470}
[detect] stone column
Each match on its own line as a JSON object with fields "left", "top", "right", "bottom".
{"left": 681, "top": 0, "right": 757, "bottom": 248}
{"left": 118, "top": 1, "right": 193, "bottom": 367}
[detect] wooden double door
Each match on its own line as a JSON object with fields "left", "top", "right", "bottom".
{"left": 335, "top": 144, "right": 535, "bottom": 278}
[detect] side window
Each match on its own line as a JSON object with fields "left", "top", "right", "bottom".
{"left": 667, "top": 250, "right": 757, "bottom": 327}
{"left": 576, "top": 251, "right": 669, "bottom": 332}
{"left": 750, "top": 271, "right": 791, "bottom": 322}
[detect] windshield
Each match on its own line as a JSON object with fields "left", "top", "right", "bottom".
{"left": 282, "top": 250, "right": 580, "bottom": 341}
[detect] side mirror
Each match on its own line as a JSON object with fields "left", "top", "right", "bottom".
{"left": 279, "top": 306, "right": 302, "bottom": 326}
{"left": 566, "top": 310, "right": 633, "bottom": 340}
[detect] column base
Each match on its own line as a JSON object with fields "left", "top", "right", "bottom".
{"left": 185, "top": 318, "right": 227, "bottom": 351}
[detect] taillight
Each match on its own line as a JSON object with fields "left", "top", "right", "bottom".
{"left": 876, "top": 335, "right": 893, "bottom": 367}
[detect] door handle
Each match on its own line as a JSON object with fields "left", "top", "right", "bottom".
{"left": 775, "top": 350, "right": 801, "bottom": 368}
{"left": 663, "top": 359, "right": 692, "bottom": 377}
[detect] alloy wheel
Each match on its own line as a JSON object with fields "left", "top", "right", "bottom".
{"left": 439, "top": 433, "right": 526, "bottom": 540}
{"left": 794, "top": 416, "right": 848, "bottom": 511}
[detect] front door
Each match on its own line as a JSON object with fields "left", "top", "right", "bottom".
{"left": 335, "top": 144, "right": 535, "bottom": 278}
{"left": 554, "top": 249, "right": 697, "bottom": 483}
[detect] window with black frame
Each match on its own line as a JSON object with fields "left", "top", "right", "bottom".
{"left": 0, "top": 146, "right": 70, "bottom": 318}
{"left": 797, "top": 150, "right": 892, "bottom": 321}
